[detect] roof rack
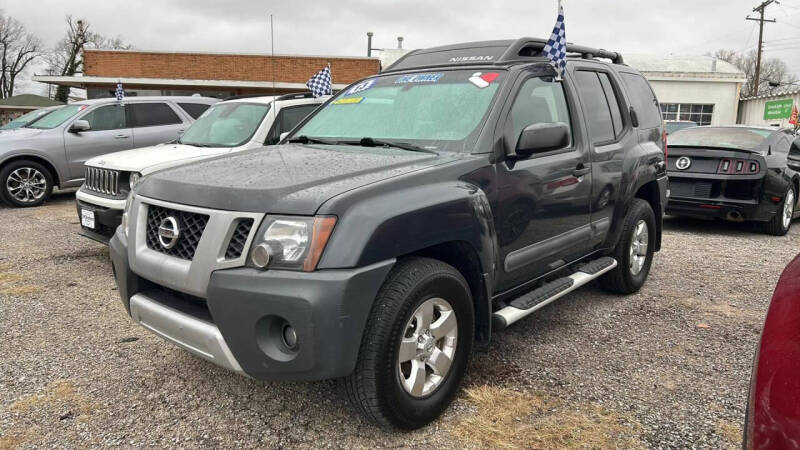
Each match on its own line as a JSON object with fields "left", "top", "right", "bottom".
{"left": 221, "top": 91, "right": 313, "bottom": 102}
{"left": 384, "top": 37, "right": 624, "bottom": 73}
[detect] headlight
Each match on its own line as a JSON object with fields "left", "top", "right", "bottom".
{"left": 121, "top": 194, "right": 134, "bottom": 238}
{"left": 248, "top": 215, "right": 336, "bottom": 271}
{"left": 129, "top": 172, "right": 142, "bottom": 190}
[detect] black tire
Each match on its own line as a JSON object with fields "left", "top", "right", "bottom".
{"left": 763, "top": 185, "right": 795, "bottom": 236}
{"left": 343, "top": 257, "right": 474, "bottom": 430}
{"left": 0, "top": 160, "right": 54, "bottom": 208}
{"left": 600, "top": 198, "right": 656, "bottom": 294}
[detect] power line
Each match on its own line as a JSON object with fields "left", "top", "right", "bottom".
{"left": 746, "top": 0, "right": 779, "bottom": 95}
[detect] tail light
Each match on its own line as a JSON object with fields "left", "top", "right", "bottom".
{"left": 718, "top": 158, "right": 760, "bottom": 175}
{"left": 662, "top": 130, "right": 668, "bottom": 158}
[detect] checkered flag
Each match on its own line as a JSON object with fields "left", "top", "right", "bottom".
{"left": 542, "top": 1, "right": 566, "bottom": 79}
{"left": 115, "top": 81, "right": 124, "bottom": 104}
{"left": 306, "top": 64, "right": 332, "bottom": 98}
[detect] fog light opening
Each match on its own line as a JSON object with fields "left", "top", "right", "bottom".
{"left": 251, "top": 243, "right": 272, "bottom": 269}
{"left": 281, "top": 323, "right": 298, "bottom": 350}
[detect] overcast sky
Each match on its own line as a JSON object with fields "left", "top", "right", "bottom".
{"left": 6, "top": 0, "right": 800, "bottom": 95}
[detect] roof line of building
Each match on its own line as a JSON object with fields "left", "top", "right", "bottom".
{"left": 643, "top": 73, "right": 747, "bottom": 83}
{"left": 84, "top": 47, "right": 379, "bottom": 61}
{"left": 740, "top": 88, "right": 800, "bottom": 101}
{"left": 32, "top": 75, "right": 350, "bottom": 90}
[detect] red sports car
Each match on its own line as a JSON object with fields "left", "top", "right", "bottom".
{"left": 745, "top": 253, "right": 800, "bottom": 448}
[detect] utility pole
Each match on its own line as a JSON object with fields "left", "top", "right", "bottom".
{"left": 746, "top": 0, "right": 777, "bottom": 96}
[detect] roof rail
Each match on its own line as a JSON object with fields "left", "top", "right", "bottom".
{"left": 384, "top": 37, "right": 623, "bottom": 73}
{"left": 275, "top": 91, "right": 315, "bottom": 101}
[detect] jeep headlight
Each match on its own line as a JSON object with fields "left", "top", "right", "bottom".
{"left": 121, "top": 194, "right": 134, "bottom": 238}
{"left": 248, "top": 215, "right": 336, "bottom": 271}
{"left": 129, "top": 172, "right": 142, "bottom": 190}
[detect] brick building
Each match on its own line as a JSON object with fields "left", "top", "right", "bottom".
{"left": 34, "top": 49, "right": 381, "bottom": 99}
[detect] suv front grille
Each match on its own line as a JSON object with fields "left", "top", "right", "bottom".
{"left": 225, "top": 219, "right": 254, "bottom": 259}
{"left": 146, "top": 205, "right": 209, "bottom": 260}
{"left": 85, "top": 167, "right": 120, "bottom": 196}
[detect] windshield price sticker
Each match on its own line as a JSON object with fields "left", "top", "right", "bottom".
{"left": 395, "top": 73, "right": 445, "bottom": 84}
{"left": 333, "top": 97, "right": 364, "bottom": 105}
{"left": 345, "top": 79, "right": 376, "bottom": 96}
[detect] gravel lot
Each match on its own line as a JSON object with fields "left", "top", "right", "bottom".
{"left": 1, "top": 193, "right": 798, "bottom": 448}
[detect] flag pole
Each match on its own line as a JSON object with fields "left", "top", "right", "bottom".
{"left": 270, "top": 13, "right": 277, "bottom": 123}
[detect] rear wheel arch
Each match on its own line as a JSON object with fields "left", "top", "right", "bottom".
{"left": 1, "top": 154, "right": 61, "bottom": 187}
{"left": 403, "top": 241, "right": 491, "bottom": 350}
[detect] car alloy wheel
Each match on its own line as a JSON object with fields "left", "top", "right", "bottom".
{"left": 6, "top": 167, "right": 47, "bottom": 204}
{"left": 629, "top": 219, "right": 649, "bottom": 276}
{"left": 397, "top": 297, "right": 458, "bottom": 398}
{"left": 783, "top": 189, "right": 795, "bottom": 231}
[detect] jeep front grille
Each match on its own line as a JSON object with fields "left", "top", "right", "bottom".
{"left": 84, "top": 167, "right": 120, "bottom": 196}
{"left": 225, "top": 218, "right": 254, "bottom": 259}
{"left": 145, "top": 205, "right": 209, "bottom": 260}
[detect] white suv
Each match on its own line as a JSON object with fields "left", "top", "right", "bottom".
{"left": 75, "top": 93, "right": 326, "bottom": 243}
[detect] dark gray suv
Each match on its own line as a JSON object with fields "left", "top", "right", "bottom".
{"left": 0, "top": 96, "right": 217, "bottom": 207}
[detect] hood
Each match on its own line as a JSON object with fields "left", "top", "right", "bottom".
{"left": 86, "top": 143, "right": 232, "bottom": 174}
{"left": 0, "top": 127, "right": 46, "bottom": 143}
{"left": 136, "top": 143, "right": 461, "bottom": 214}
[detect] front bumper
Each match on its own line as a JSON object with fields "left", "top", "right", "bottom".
{"left": 110, "top": 229, "right": 395, "bottom": 381}
{"left": 75, "top": 189, "right": 126, "bottom": 244}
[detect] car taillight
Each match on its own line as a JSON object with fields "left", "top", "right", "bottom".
{"left": 718, "top": 158, "right": 760, "bottom": 175}
{"left": 662, "top": 130, "right": 668, "bottom": 158}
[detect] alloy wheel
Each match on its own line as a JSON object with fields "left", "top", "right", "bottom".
{"left": 629, "top": 219, "right": 649, "bottom": 276}
{"left": 397, "top": 297, "right": 458, "bottom": 398}
{"left": 783, "top": 189, "right": 795, "bottom": 230}
{"left": 6, "top": 167, "right": 47, "bottom": 204}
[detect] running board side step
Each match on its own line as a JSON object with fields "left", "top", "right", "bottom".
{"left": 492, "top": 257, "right": 618, "bottom": 330}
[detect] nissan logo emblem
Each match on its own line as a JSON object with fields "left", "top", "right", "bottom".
{"left": 157, "top": 216, "right": 181, "bottom": 249}
{"left": 676, "top": 156, "right": 692, "bottom": 170}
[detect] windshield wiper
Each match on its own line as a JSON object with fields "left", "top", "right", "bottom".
{"left": 180, "top": 142, "right": 215, "bottom": 147}
{"left": 288, "top": 135, "right": 338, "bottom": 145}
{"left": 349, "top": 137, "right": 436, "bottom": 154}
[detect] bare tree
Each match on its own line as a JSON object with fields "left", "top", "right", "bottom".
{"left": 712, "top": 49, "right": 799, "bottom": 97}
{"left": 0, "top": 10, "right": 42, "bottom": 99}
{"left": 46, "top": 16, "right": 131, "bottom": 102}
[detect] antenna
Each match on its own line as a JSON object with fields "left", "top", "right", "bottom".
{"left": 270, "top": 14, "right": 277, "bottom": 123}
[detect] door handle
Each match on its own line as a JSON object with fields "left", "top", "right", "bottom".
{"left": 572, "top": 165, "right": 591, "bottom": 177}
{"left": 114, "top": 134, "right": 130, "bottom": 139}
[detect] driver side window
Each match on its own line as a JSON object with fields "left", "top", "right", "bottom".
{"left": 79, "top": 105, "right": 127, "bottom": 131}
{"left": 508, "top": 77, "right": 572, "bottom": 151}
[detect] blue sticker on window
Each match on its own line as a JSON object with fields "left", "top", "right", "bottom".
{"left": 345, "top": 79, "right": 376, "bottom": 96}
{"left": 395, "top": 73, "right": 445, "bottom": 84}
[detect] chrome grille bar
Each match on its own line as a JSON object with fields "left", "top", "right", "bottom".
{"left": 84, "top": 166, "right": 120, "bottom": 196}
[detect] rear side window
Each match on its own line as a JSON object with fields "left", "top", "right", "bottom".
{"left": 575, "top": 71, "right": 615, "bottom": 144}
{"left": 508, "top": 77, "right": 572, "bottom": 150}
{"left": 266, "top": 104, "right": 319, "bottom": 144}
{"left": 620, "top": 73, "right": 662, "bottom": 129}
{"left": 129, "top": 103, "right": 182, "bottom": 127}
{"left": 597, "top": 73, "right": 625, "bottom": 138}
{"left": 80, "top": 105, "right": 127, "bottom": 131}
{"left": 178, "top": 102, "right": 212, "bottom": 119}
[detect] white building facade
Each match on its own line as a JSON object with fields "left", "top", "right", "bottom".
{"left": 626, "top": 55, "right": 747, "bottom": 126}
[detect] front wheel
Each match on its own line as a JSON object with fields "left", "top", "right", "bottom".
{"left": 343, "top": 257, "right": 474, "bottom": 429}
{"left": 763, "top": 185, "right": 795, "bottom": 236}
{"left": 600, "top": 198, "right": 656, "bottom": 294}
{"left": 0, "top": 160, "right": 54, "bottom": 208}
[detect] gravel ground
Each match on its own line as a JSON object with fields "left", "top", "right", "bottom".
{"left": 1, "top": 193, "right": 797, "bottom": 448}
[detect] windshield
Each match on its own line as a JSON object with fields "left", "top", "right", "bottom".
{"left": 178, "top": 102, "right": 271, "bottom": 148}
{"left": 28, "top": 105, "right": 85, "bottom": 129}
{"left": 293, "top": 69, "right": 507, "bottom": 152}
{"left": 1, "top": 109, "right": 54, "bottom": 130}
{"left": 669, "top": 127, "right": 773, "bottom": 151}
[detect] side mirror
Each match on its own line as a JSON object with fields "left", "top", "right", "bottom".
{"left": 515, "top": 122, "right": 569, "bottom": 156}
{"left": 788, "top": 139, "right": 800, "bottom": 169}
{"left": 279, "top": 132, "right": 290, "bottom": 142}
{"left": 69, "top": 120, "right": 90, "bottom": 133}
